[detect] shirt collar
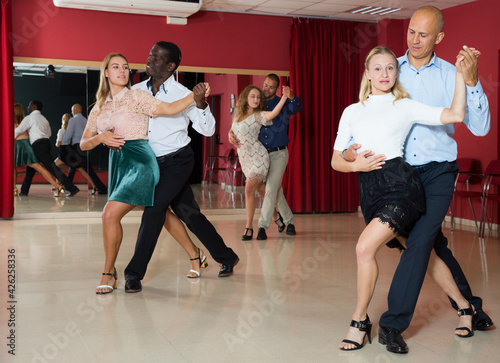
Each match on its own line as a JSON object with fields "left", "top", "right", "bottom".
{"left": 400, "top": 50, "right": 441, "bottom": 71}
{"left": 106, "top": 87, "right": 129, "bottom": 102}
{"left": 146, "top": 75, "right": 174, "bottom": 95}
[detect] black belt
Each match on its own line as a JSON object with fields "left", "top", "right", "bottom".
{"left": 413, "top": 161, "right": 440, "bottom": 174}
{"left": 267, "top": 146, "right": 287, "bottom": 153}
{"left": 156, "top": 145, "right": 188, "bottom": 162}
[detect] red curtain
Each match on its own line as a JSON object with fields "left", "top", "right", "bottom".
{"left": 283, "top": 18, "right": 362, "bottom": 213}
{"left": 1, "top": 0, "right": 14, "bottom": 218}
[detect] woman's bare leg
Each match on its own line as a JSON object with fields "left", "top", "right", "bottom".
{"left": 14, "top": 168, "right": 18, "bottom": 195}
{"left": 77, "top": 167, "right": 96, "bottom": 189}
{"left": 29, "top": 163, "right": 59, "bottom": 189}
{"left": 164, "top": 209, "right": 206, "bottom": 277}
{"left": 340, "top": 219, "right": 396, "bottom": 350}
{"left": 96, "top": 201, "right": 136, "bottom": 293}
{"left": 426, "top": 250, "right": 474, "bottom": 336}
{"left": 136, "top": 207, "right": 205, "bottom": 278}
{"left": 245, "top": 178, "right": 261, "bottom": 229}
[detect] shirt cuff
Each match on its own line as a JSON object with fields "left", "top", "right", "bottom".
{"left": 465, "top": 80, "right": 484, "bottom": 96}
{"left": 465, "top": 80, "right": 485, "bottom": 110}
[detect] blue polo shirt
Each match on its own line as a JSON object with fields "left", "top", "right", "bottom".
{"left": 259, "top": 96, "right": 303, "bottom": 149}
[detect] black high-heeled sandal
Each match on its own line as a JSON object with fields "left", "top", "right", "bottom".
{"left": 340, "top": 315, "right": 372, "bottom": 350}
{"left": 96, "top": 268, "right": 117, "bottom": 295}
{"left": 455, "top": 305, "right": 475, "bottom": 338}
{"left": 242, "top": 228, "right": 253, "bottom": 241}
{"left": 275, "top": 213, "right": 285, "bottom": 233}
{"left": 187, "top": 248, "right": 208, "bottom": 278}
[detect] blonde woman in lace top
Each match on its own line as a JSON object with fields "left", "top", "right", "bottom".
{"left": 80, "top": 53, "right": 200, "bottom": 294}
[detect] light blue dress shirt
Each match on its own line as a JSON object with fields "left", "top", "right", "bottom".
{"left": 62, "top": 113, "right": 87, "bottom": 145}
{"left": 399, "top": 51, "right": 490, "bottom": 166}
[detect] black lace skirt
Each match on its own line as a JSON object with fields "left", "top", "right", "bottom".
{"left": 358, "top": 157, "right": 425, "bottom": 243}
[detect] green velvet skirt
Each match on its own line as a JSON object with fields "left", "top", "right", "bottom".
{"left": 15, "top": 139, "right": 38, "bottom": 167}
{"left": 108, "top": 139, "right": 160, "bottom": 207}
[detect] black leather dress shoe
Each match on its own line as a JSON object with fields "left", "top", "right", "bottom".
{"left": 474, "top": 308, "right": 494, "bottom": 330}
{"left": 66, "top": 187, "right": 80, "bottom": 197}
{"left": 378, "top": 326, "right": 408, "bottom": 354}
{"left": 286, "top": 224, "right": 296, "bottom": 235}
{"left": 218, "top": 257, "right": 240, "bottom": 277}
{"left": 256, "top": 228, "right": 267, "bottom": 240}
{"left": 125, "top": 279, "right": 142, "bottom": 293}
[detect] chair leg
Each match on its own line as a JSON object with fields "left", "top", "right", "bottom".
{"left": 467, "top": 197, "right": 478, "bottom": 229}
{"left": 450, "top": 195, "right": 456, "bottom": 231}
{"left": 479, "top": 198, "right": 488, "bottom": 237}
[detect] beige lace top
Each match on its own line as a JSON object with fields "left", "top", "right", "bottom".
{"left": 87, "top": 88, "right": 162, "bottom": 140}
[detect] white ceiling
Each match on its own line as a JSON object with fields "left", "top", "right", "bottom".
{"left": 15, "top": 0, "right": 477, "bottom": 74}
{"left": 201, "top": 0, "right": 477, "bottom": 22}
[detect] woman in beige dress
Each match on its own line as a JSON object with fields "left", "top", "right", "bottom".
{"left": 231, "top": 85, "right": 289, "bottom": 240}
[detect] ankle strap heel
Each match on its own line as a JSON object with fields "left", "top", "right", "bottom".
{"left": 341, "top": 315, "right": 372, "bottom": 350}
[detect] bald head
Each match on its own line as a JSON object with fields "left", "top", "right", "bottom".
{"left": 71, "top": 104, "right": 82, "bottom": 116}
{"left": 407, "top": 5, "right": 445, "bottom": 69}
{"left": 412, "top": 6, "right": 444, "bottom": 33}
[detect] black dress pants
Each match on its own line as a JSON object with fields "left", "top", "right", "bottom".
{"left": 67, "top": 144, "right": 107, "bottom": 191}
{"left": 125, "top": 145, "right": 238, "bottom": 281}
{"left": 21, "top": 138, "right": 77, "bottom": 194}
{"left": 379, "top": 161, "right": 475, "bottom": 332}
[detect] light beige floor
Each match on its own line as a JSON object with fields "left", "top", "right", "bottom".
{"left": 1, "top": 184, "right": 498, "bottom": 362}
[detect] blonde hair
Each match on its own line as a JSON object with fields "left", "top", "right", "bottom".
{"left": 94, "top": 52, "right": 131, "bottom": 115}
{"left": 233, "top": 85, "right": 267, "bottom": 123}
{"left": 14, "top": 103, "right": 25, "bottom": 127}
{"left": 61, "top": 113, "right": 71, "bottom": 130}
{"left": 359, "top": 46, "right": 409, "bottom": 105}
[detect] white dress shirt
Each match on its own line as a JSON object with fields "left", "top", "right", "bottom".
{"left": 132, "top": 75, "right": 216, "bottom": 156}
{"left": 14, "top": 110, "right": 52, "bottom": 144}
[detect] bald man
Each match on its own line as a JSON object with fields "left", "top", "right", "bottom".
{"left": 344, "top": 6, "right": 492, "bottom": 353}
{"left": 62, "top": 104, "right": 107, "bottom": 194}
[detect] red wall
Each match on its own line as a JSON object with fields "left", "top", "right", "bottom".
{"left": 11, "top": 0, "right": 291, "bottom": 71}
{"left": 436, "top": 0, "right": 500, "bottom": 223}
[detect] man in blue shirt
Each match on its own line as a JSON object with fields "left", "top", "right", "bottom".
{"left": 230, "top": 74, "right": 303, "bottom": 240}
{"left": 344, "top": 6, "right": 493, "bottom": 353}
{"left": 62, "top": 104, "right": 107, "bottom": 194}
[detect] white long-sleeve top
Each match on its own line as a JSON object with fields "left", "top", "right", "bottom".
{"left": 334, "top": 93, "right": 444, "bottom": 161}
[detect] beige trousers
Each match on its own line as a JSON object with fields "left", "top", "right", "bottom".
{"left": 258, "top": 148, "right": 294, "bottom": 229}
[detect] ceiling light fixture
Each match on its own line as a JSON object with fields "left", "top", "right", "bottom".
{"left": 350, "top": 5, "right": 402, "bottom": 16}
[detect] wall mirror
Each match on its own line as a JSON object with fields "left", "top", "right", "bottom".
{"left": 13, "top": 61, "right": 274, "bottom": 215}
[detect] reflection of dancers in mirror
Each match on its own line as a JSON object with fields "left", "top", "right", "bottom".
{"left": 79, "top": 52, "right": 200, "bottom": 294}
{"left": 331, "top": 46, "right": 475, "bottom": 350}
{"left": 54, "top": 113, "right": 96, "bottom": 193}
{"left": 230, "top": 85, "right": 289, "bottom": 241}
{"left": 13, "top": 103, "right": 60, "bottom": 197}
